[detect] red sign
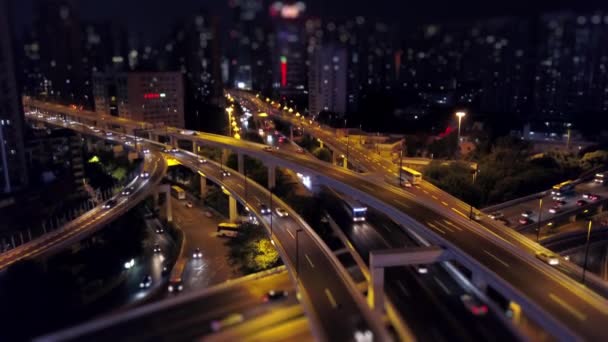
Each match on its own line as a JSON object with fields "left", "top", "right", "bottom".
{"left": 144, "top": 93, "right": 160, "bottom": 99}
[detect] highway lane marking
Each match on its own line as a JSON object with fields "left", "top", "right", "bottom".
{"left": 434, "top": 221, "right": 455, "bottom": 233}
{"left": 441, "top": 201, "right": 449, "bottom": 206}
{"left": 397, "top": 281, "right": 410, "bottom": 296}
{"left": 442, "top": 219, "right": 463, "bottom": 231}
{"left": 392, "top": 198, "right": 409, "bottom": 208}
{"left": 483, "top": 250, "right": 510, "bottom": 268}
{"left": 434, "top": 276, "right": 451, "bottom": 295}
{"left": 549, "top": 293, "right": 587, "bottom": 321}
{"left": 382, "top": 224, "right": 392, "bottom": 233}
{"left": 427, "top": 222, "right": 446, "bottom": 234}
{"left": 324, "top": 288, "right": 338, "bottom": 309}
{"left": 305, "top": 254, "right": 315, "bottom": 268}
{"left": 432, "top": 195, "right": 438, "bottom": 200}
{"left": 451, "top": 208, "right": 468, "bottom": 219}
{"left": 286, "top": 229, "right": 295, "bottom": 240}
{"left": 422, "top": 190, "right": 429, "bottom": 194}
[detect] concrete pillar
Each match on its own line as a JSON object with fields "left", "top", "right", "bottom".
{"left": 268, "top": 164, "right": 276, "bottom": 189}
{"left": 368, "top": 265, "right": 385, "bottom": 313}
{"left": 319, "top": 140, "right": 324, "bottom": 149}
{"left": 332, "top": 151, "right": 337, "bottom": 165}
{"left": 149, "top": 132, "right": 158, "bottom": 142}
{"left": 472, "top": 273, "right": 488, "bottom": 293}
{"left": 342, "top": 156, "right": 348, "bottom": 169}
{"left": 229, "top": 196, "right": 238, "bottom": 223}
{"left": 221, "top": 149, "right": 230, "bottom": 165}
{"left": 237, "top": 153, "right": 245, "bottom": 174}
{"left": 290, "top": 125, "right": 294, "bottom": 141}
{"left": 169, "top": 135, "right": 176, "bottom": 147}
{"left": 199, "top": 174, "right": 207, "bottom": 196}
{"left": 569, "top": 215, "right": 576, "bottom": 223}
{"left": 192, "top": 142, "right": 198, "bottom": 154}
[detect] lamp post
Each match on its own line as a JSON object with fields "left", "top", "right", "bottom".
{"left": 536, "top": 198, "right": 543, "bottom": 242}
{"left": 582, "top": 220, "right": 593, "bottom": 284}
{"left": 226, "top": 107, "right": 234, "bottom": 137}
{"left": 456, "top": 111, "right": 466, "bottom": 143}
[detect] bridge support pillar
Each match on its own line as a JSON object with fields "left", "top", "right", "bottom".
{"left": 331, "top": 151, "right": 337, "bottom": 165}
{"left": 169, "top": 135, "right": 176, "bottom": 147}
{"left": 229, "top": 195, "right": 238, "bottom": 223}
{"left": 267, "top": 164, "right": 276, "bottom": 189}
{"left": 290, "top": 125, "right": 294, "bottom": 141}
{"left": 199, "top": 174, "right": 207, "bottom": 196}
{"left": 342, "top": 156, "right": 348, "bottom": 169}
{"left": 192, "top": 142, "right": 198, "bottom": 154}
{"left": 237, "top": 153, "right": 245, "bottom": 174}
{"left": 569, "top": 215, "right": 576, "bottom": 223}
{"left": 148, "top": 132, "right": 158, "bottom": 142}
{"left": 156, "top": 184, "right": 172, "bottom": 223}
{"left": 471, "top": 273, "right": 488, "bottom": 293}
{"left": 368, "top": 246, "right": 447, "bottom": 313}
{"left": 221, "top": 149, "right": 230, "bottom": 165}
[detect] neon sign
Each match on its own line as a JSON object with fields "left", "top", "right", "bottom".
{"left": 143, "top": 93, "right": 166, "bottom": 99}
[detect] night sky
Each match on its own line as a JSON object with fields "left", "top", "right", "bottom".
{"left": 9, "top": 0, "right": 608, "bottom": 41}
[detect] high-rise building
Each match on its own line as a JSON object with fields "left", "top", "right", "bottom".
{"left": 308, "top": 44, "right": 347, "bottom": 116}
{"left": 93, "top": 71, "right": 185, "bottom": 128}
{"left": 0, "top": 0, "right": 28, "bottom": 193}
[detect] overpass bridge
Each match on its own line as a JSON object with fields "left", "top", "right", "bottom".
{"left": 25, "top": 97, "right": 608, "bottom": 340}
{"left": 0, "top": 118, "right": 167, "bottom": 270}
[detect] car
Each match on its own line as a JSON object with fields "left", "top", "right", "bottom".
{"left": 589, "top": 194, "right": 600, "bottom": 201}
{"left": 576, "top": 199, "right": 588, "bottom": 206}
{"left": 554, "top": 200, "right": 567, "bottom": 207}
{"left": 263, "top": 146, "right": 274, "bottom": 152}
{"left": 536, "top": 251, "right": 560, "bottom": 266}
{"left": 102, "top": 199, "right": 117, "bottom": 209}
{"left": 548, "top": 206, "right": 562, "bottom": 214}
{"left": 275, "top": 207, "right": 289, "bottom": 217}
{"left": 260, "top": 204, "right": 271, "bottom": 215}
{"left": 221, "top": 170, "right": 231, "bottom": 177}
{"left": 460, "top": 294, "right": 488, "bottom": 316}
{"left": 210, "top": 313, "right": 244, "bottom": 332}
{"left": 140, "top": 171, "right": 150, "bottom": 179}
{"left": 521, "top": 210, "right": 533, "bottom": 218}
{"left": 121, "top": 186, "right": 136, "bottom": 196}
{"left": 135, "top": 137, "right": 143, "bottom": 142}
{"left": 552, "top": 195, "right": 566, "bottom": 201}
{"left": 139, "top": 275, "right": 153, "bottom": 289}
{"left": 93, "top": 128, "right": 101, "bottom": 133}
{"left": 262, "top": 290, "right": 288, "bottom": 302}
{"left": 402, "top": 181, "right": 412, "bottom": 188}
{"left": 192, "top": 248, "right": 202, "bottom": 259}
{"left": 171, "top": 148, "right": 179, "bottom": 153}
{"left": 105, "top": 132, "right": 113, "bottom": 136}
{"left": 119, "top": 135, "right": 127, "bottom": 140}
{"left": 155, "top": 226, "right": 164, "bottom": 234}
{"left": 168, "top": 280, "right": 183, "bottom": 293}
{"left": 143, "top": 148, "right": 150, "bottom": 154}
{"left": 185, "top": 201, "right": 193, "bottom": 208}
{"left": 472, "top": 212, "right": 483, "bottom": 221}
{"left": 488, "top": 212, "right": 504, "bottom": 220}
{"left": 153, "top": 244, "right": 162, "bottom": 254}
{"left": 198, "top": 158, "right": 207, "bottom": 164}
{"left": 296, "top": 148, "right": 305, "bottom": 154}
{"left": 519, "top": 217, "right": 532, "bottom": 225}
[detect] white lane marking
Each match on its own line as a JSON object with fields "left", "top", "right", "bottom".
{"left": 286, "top": 229, "right": 295, "bottom": 240}
{"left": 434, "top": 221, "right": 455, "bottom": 233}
{"left": 325, "top": 288, "right": 338, "bottom": 308}
{"left": 434, "top": 276, "right": 451, "bottom": 295}
{"left": 427, "top": 222, "right": 446, "bottom": 234}
{"left": 305, "top": 254, "right": 315, "bottom": 268}
{"left": 483, "top": 250, "right": 510, "bottom": 268}
{"left": 432, "top": 195, "right": 438, "bottom": 200}
{"left": 451, "top": 207, "right": 467, "bottom": 219}
{"left": 382, "top": 224, "right": 392, "bottom": 233}
{"left": 441, "top": 201, "right": 449, "bottom": 206}
{"left": 397, "top": 281, "right": 410, "bottom": 296}
{"left": 549, "top": 293, "right": 587, "bottom": 321}
{"left": 442, "top": 219, "right": 463, "bottom": 231}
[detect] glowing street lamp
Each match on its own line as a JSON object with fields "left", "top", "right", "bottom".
{"left": 226, "top": 107, "right": 234, "bottom": 136}
{"left": 456, "top": 111, "right": 466, "bottom": 142}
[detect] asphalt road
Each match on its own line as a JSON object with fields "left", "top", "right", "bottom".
{"left": 230, "top": 91, "right": 608, "bottom": 340}
{"left": 41, "top": 270, "right": 302, "bottom": 341}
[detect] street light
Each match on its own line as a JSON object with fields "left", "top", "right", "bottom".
{"left": 456, "top": 111, "right": 466, "bottom": 143}
{"left": 536, "top": 198, "right": 543, "bottom": 242}
{"left": 582, "top": 219, "right": 593, "bottom": 284}
{"left": 226, "top": 107, "right": 234, "bottom": 137}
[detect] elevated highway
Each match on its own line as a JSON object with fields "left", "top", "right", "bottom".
{"left": 25, "top": 97, "right": 608, "bottom": 340}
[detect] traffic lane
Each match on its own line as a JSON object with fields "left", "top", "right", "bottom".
{"left": 68, "top": 271, "right": 293, "bottom": 341}
{"left": 171, "top": 200, "right": 238, "bottom": 290}
{"left": 295, "top": 155, "right": 608, "bottom": 340}
{"left": 258, "top": 211, "right": 375, "bottom": 341}
{"left": 176, "top": 153, "right": 381, "bottom": 341}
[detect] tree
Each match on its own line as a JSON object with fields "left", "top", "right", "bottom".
{"left": 312, "top": 147, "right": 332, "bottom": 162}
{"left": 227, "top": 224, "right": 281, "bottom": 274}
{"left": 580, "top": 150, "right": 608, "bottom": 170}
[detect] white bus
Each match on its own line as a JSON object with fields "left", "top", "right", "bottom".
{"left": 171, "top": 185, "right": 186, "bottom": 200}
{"left": 343, "top": 197, "right": 367, "bottom": 222}
{"left": 217, "top": 222, "right": 241, "bottom": 238}
{"left": 400, "top": 166, "right": 422, "bottom": 185}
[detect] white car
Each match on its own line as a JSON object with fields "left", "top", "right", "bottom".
{"left": 143, "top": 148, "right": 150, "bottom": 154}
{"left": 415, "top": 265, "right": 428, "bottom": 274}
{"left": 221, "top": 170, "right": 231, "bottom": 177}
{"left": 139, "top": 275, "right": 152, "bottom": 289}
{"left": 275, "top": 207, "right": 289, "bottom": 217}
{"left": 140, "top": 171, "right": 150, "bottom": 179}
{"left": 192, "top": 248, "right": 203, "bottom": 259}
{"left": 536, "top": 251, "right": 560, "bottom": 266}
{"left": 488, "top": 212, "right": 504, "bottom": 220}
{"left": 102, "top": 199, "right": 117, "bottom": 209}
{"left": 198, "top": 158, "right": 207, "bottom": 164}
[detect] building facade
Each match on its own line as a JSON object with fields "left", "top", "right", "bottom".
{"left": 309, "top": 44, "right": 347, "bottom": 116}
{"left": 93, "top": 71, "right": 185, "bottom": 128}
{"left": 0, "top": 0, "right": 28, "bottom": 193}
